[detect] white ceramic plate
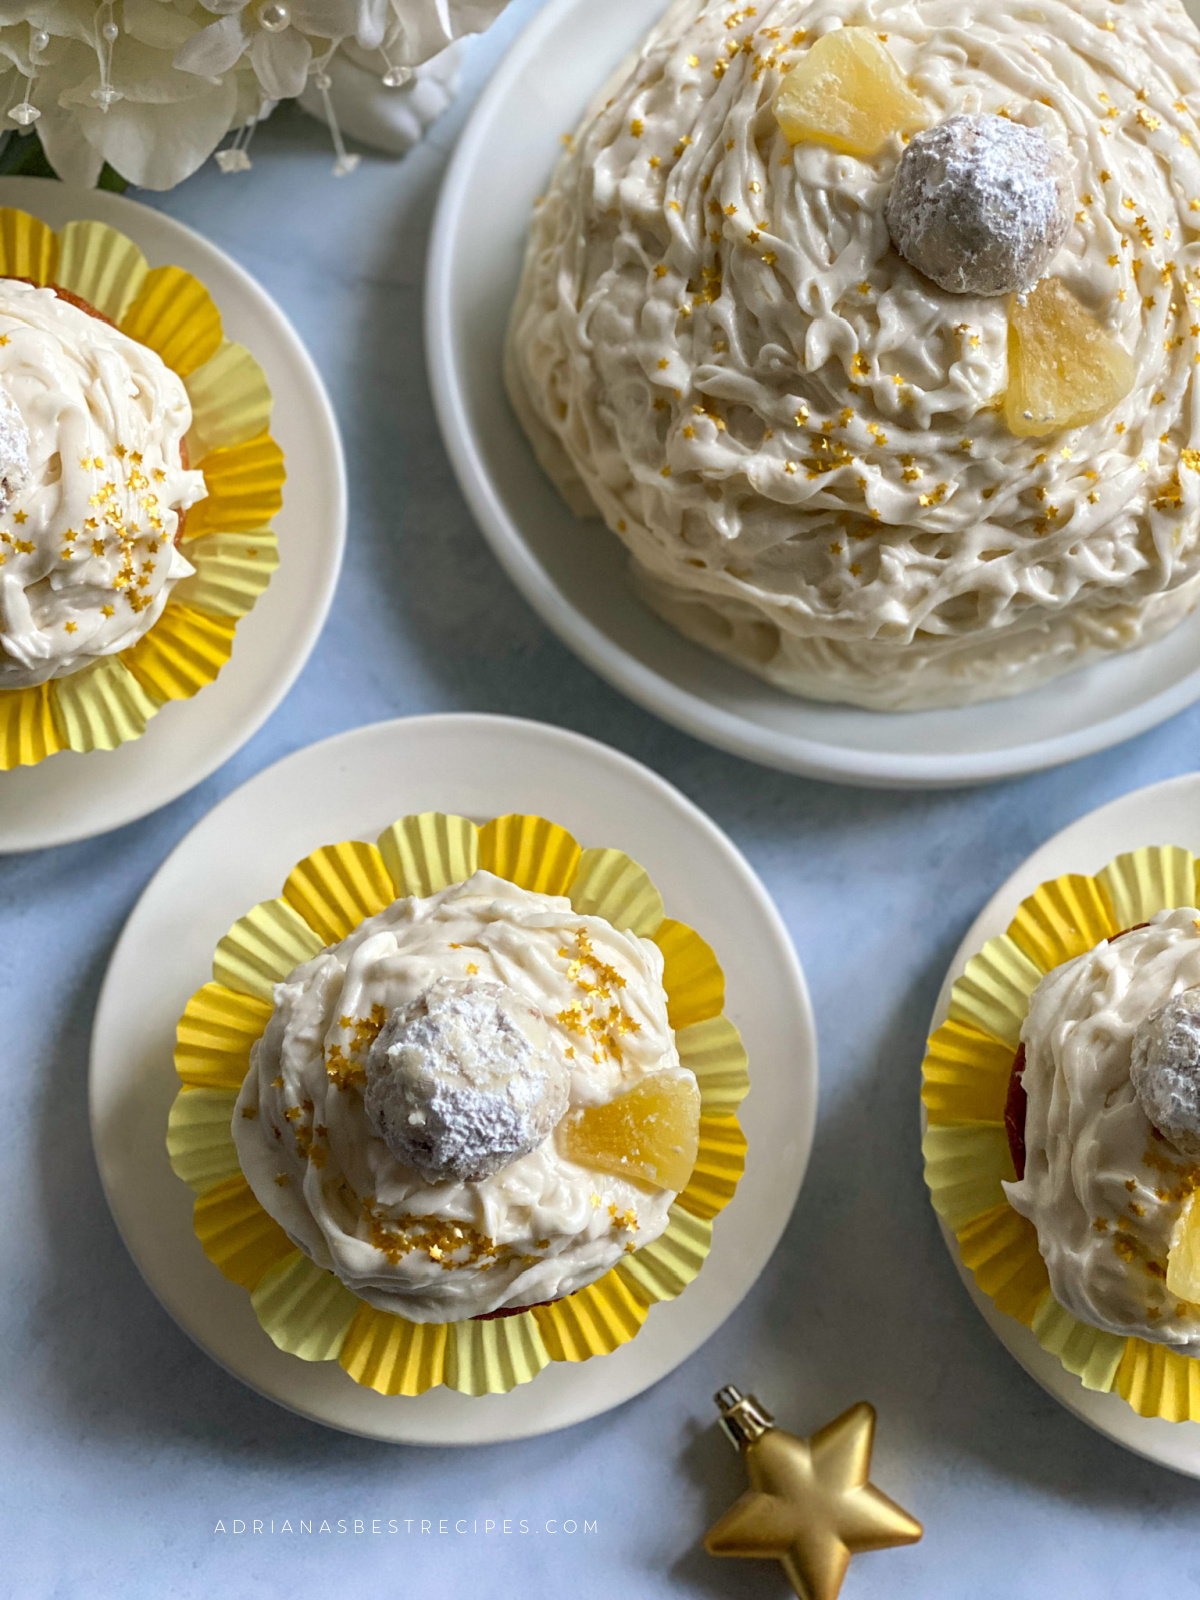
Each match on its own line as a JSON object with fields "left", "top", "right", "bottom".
{"left": 0, "top": 178, "right": 345, "bottom": 852}
{"left": 90, "top": 713, "right": 816, "bottom": 1445}
{"left": 927, "top": 771, "right": 1200, "bottom": 1478}
{"left": 427, "top": 0, "right": 1200, "bottom": 789}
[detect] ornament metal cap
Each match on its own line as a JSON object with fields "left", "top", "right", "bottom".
{"left": 705, "top": 1391, "right": 922, "bottom": 1600}
{"left": 715, "top": 1386, "right": 774, "bottom": 1448}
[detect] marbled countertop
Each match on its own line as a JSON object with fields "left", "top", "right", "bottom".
{"left": 4, "top": 4, "right": 1200, "bottom": 1594}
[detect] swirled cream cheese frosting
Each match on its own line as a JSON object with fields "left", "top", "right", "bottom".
{"left": 233, "top": 870, "right": 695, "bottom": 1322}
{"left": 507, "top": 0, "right": 1200, "bottom": 709}
{"left": 0, "top": 279, "right": 206, "bottom": 690}
{"left": 1005, "top": 909, "right": 1200, "bottom": 1348}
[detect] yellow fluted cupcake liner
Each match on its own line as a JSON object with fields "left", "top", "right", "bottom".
{"left": 167, "top": 812, "right": 751, "bottom": 1398}
{"left": 0, "top": 207, "right": 285, "bottom": 769}
{"left": 193, "top": 1172, "right": 296, "bottom": 1289}
{"left": 922, "top": 845, "right": 1200, "bottom": 1421}
{"left": 167, "top": 1087, "right": 243, "bottom": 1191}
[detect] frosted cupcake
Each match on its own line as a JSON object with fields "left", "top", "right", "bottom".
{"left": 0, "top": 278, "right": 206, "bottom": 690}
{"left": 922, "top": 845, "right": 1200, "bottom": 1422}
{"left": 234, "top": 869, "right": 701, "bottom": 1322}
{"left": 0, "top": 206, "right": 285, "bottom": 772}
{"left": 508, "top": 0, "right": 1200, "bottom": 709}
{"left": 1006, "top": 910, "right": 1200, "bottom": 1346}
{"left": 169, "top": 812, "right": 749, "bottom": 1396}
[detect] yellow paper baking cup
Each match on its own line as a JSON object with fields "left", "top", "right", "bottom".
{"left": 0, "top": 207, "right": 284, "bottom": 768}
{"left": 168, "top": 813, "right": 750, "bottom": 1398}
{"left": 921, "top": 846, "right": 1200, "bottom": 1422}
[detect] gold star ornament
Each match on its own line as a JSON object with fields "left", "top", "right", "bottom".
{"left": 703, "top": 1387, "right": 922, "bottom": 1600}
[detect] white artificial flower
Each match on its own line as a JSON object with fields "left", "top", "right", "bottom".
{"left": 0, "top": 0, "right": 511, "bottom": 189}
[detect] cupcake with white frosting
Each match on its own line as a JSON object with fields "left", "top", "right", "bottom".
{"left": 170, "top": 810, "right": 750, "bottom": 1397}
{"left": 508, "top": 0, "right": 1200, "bottom": 709}
{"left": 1006, "top": 909, "right": 1200, "bottom": 1348}
{"left": 233, "top": 869, "right": 702, "bottom": 1323}
{"left": 0, "top": 278, "right": 207, "bottom": 690}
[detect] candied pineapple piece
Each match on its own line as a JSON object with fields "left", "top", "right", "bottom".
{"left": 773, "top": 28, "right": 928, "bottom": 158}
{"left": 1005, "top": 277, "right": 1135, "bottom": 438}
{"left": 1167, "top": 1190, "right": 1200, "bottom": 1303}
{"left": 561, "top": 1071, "right": 701, "bottom": 1192}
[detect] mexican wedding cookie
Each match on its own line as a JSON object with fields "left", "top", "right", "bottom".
{"left": 0, "top": 278, "right": 205, "bottom": 691}
{"left": 1005, "top": 910, "right": 1200, "bottom": 1349}
{"left": 507, "top": 0, "right": 1200, "bottom": 709}
{"left": 233, "top": 870, "right": 701, "bottom": 1322}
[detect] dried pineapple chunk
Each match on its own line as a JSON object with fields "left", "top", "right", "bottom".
{"left": 1167, "top": 1189, "right": 1200, "bottom": 1303}
{"left": 561, "top": 1071, "right": 701, "bottom": 1192}
{"left": 773, "top": 28, "right": 928, "bottom": 158}
{"left": 1005, "top": 277, "right": 1135, "bottom": 438}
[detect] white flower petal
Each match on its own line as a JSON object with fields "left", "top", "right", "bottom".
{"left": 299, "top": 37, "right": 461, "bottom": 154}
{"left": 247, "top": 27, "right": 310, "bottom": 101}
{"left": 389, "top": 0, "right": 508, "bottom": 64}
{"left": 35, "top": 100, "right": 104, "bottom": 186}
{"left": 290, "top": 0, "right": 388, "bottom": 49}
{"left": 122, "top": 0, "right": 206, "bottom": 50}
{"left": 174, "top": 13, "right": 249, "bottom": 79}
{"left": 75, "top": 74, "right": 239, "bottom": 188}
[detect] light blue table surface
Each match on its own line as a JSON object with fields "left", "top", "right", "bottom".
{"left": 6, "top": 6, "right": 1200, "bottom": 1595}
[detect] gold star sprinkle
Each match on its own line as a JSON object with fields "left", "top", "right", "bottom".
{"left": 13, "top": 510, "right": 26, "bottom": 524}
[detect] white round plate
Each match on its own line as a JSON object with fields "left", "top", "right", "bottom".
{"left": 928, "top": 771, "right": 1200, "bottom": 1478}
{"left": 427, "top": 0, "right": 1200, "bottom": 789}
{"left": 0, "top": 178, "right": 345, "bottom": 852}
{"left": 90, "top": 713, "right": 816, "bottom": 1444}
